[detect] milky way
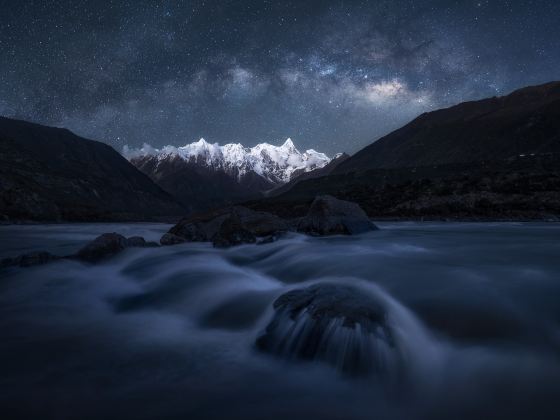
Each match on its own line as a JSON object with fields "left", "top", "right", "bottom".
{"left": 1, "top": 0, "right": 559, "bottom": 155}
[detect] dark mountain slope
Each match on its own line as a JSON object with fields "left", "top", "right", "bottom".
{"left": 0, "top": 117, "right": 184, "bottom": 222}
{"left": 334, "top": 81, "right": 560, "bottom": 174}
{"left": 248, "top": 82, "right": 560, "bottom": 220}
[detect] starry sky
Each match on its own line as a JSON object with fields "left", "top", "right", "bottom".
{"left": 1, "top": 0, "right": 559, "bottom": 156}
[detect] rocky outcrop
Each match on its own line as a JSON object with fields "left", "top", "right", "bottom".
{"left": 297, "top": 195, "right": 378, "bottom": 235}
{"left": 256, "top": 283, "right": 400, "bottom": 375}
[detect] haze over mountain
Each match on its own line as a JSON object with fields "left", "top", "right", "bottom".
{"left": 0, "top": 117, "right": 184, "bottom": 222}
{"left": 125, "top": 138, "right": 335, "bottom": 212}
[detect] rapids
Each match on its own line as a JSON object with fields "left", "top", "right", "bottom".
{"left": 0, "top": 222, "right": 559, "bottom": 419}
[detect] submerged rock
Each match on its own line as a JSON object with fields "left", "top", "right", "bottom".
{"left": 256, "top": 283, "right": 400, "bottom": 376}
{"left": 1, "top": 251, "right": 61, "bottom": 268}
{"left": 297, "top": 195, "right": 378, "bottom": 236}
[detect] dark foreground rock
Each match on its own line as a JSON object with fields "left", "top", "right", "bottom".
{"left": 297, "top": 195, "right": 378, "bottom": 235}
{"left": 256, "top": 283, "right": 400, "bottom": 376}
{"left": 76, "top": 233, "right": 157, "bottom": 262}
{"left": 1, "top": 251, "right": 61, "bottom": 268}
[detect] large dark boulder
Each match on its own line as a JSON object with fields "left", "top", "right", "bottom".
{"left": 256, "top": 283, "right": 401, "bottom": 376}
{"left": 297, "top": 195, "right": 378, "bottom": 235}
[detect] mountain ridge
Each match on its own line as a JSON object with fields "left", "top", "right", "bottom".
{"left": 333, "top": 81, "right": 560, "bottom": 174}
{"left": 0, "top": 116, "right": 185, "bottom": 222}
{"left": 248, "top": 81, "right": 560, "bottom": 220}
{"left": 124, "top": 137, "right": 332, "bottom": 184}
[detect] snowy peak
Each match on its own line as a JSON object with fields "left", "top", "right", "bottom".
{"left": 280, "top": 138, "right": 297, "bottom": 153}
{"left": 124, "top": 138, "right": 335, "bottom": 184}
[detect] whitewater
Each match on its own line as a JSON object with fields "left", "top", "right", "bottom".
{"left": 0, "top": 222, "right": 559, "bottom": 419}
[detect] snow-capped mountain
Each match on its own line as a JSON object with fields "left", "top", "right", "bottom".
{"left": 123, "top": 138, "right": 337, "bottom": 213}
{"left": 123, "top": 138, "right": 330, "bottom": 184}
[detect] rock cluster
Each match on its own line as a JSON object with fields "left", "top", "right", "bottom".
{"left": 2, "top": 196, "right": 378, "bottom": 269}
{"left": 161, "top": 195, "right": 378, "bottom": 248}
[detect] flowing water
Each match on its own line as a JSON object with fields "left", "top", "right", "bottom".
{"left": 0, "top": 222, "right": 559, "bottom": 419}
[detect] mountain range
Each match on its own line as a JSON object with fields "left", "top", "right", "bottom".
{"left": 125, "top": 138, "right": 339, "bottom": 212}
{"left": 1, "top": 81, "right": 559, "bottom": 222}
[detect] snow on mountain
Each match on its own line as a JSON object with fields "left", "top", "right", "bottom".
{"left": 123, "top": 138, "right": 332, "bottom": 184}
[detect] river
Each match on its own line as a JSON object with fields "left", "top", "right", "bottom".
{"left": 1, "top": 222, "right": 559, "bottom": 419}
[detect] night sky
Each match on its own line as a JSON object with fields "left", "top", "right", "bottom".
{"left": 1, "top": 0, "right": 559, "bottom": 155}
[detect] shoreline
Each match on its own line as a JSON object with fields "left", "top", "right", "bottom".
{"left": 2, "top": 217, "right": 560, "bottom": 226}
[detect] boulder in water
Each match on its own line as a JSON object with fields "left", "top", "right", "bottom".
{"left": 297, "top": 195, "right": 378, "bottom": 236}
{"left": 256, "top": 283, "right": 400, "bottom": 376}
